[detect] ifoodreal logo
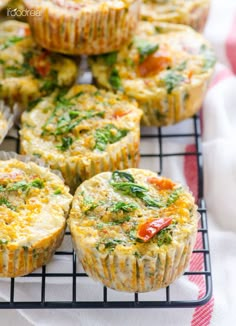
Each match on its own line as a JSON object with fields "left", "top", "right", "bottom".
{"left": 7, "top": 8, "right": 41, "bottom": 17}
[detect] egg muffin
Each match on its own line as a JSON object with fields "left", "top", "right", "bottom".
{"left": 0, "top": 156, "right": 72, "bottom": 277}
{"left": 68, "top": 168, "right": 198, "bottom": 292}
{"left": 22, "top": 0, "right": 141, "bottom": 55}
{"left": 141, "top": 0, "right": 210, "bottom": 32}
{"left": 20, "top": 85, "right": 142, "bottom": 193}
{"left": 0, "top": 20, "right": 78, "bottom": 108}
{"left": 0, "top": 102, "right": 14, "bottom": 144}
{"left": 89, "top": 21, "right": 216, "bottom": 126}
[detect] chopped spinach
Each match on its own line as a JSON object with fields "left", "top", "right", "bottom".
{"left": 6, "top": 179, "right": 44, "bottom": 192}
{"left": 83, "top": 195, "right": 99, "bottom": 213}
{"left": 56, "top": 136, "right": 73, "bottom": 151}
{"left": 111, "top": 201, "right": 138, "bottom": 212}
{"left": 156, "top": 228, "right": 172, "bottom": 246}
{"left": 166, "top": 188, "right": 182, "bottom": 206}
{"left": 110, "top": 180, "right": 164, "bottom": 208}
{"left": 98, "top": 52, "right": 118, "bottom": 65}
{"left": 134, "top": 38, "right": 159, "bottom": 63}
{"left": 55, "top": 111, "right": 105, "bottom": 136}
{"left": 4, "top": 65, "right": 26, "bottom": 77}
{"left": 200, "top": 44, "right": 216, "bottom": 70}
{"left": 0, "top": 36, "right": 24, "bottom": 50}
{"left": 0, "top": 197, "right": 16, "bottom": 211}
{"left": 94, "top": 124, "right": 128, "bottom": 151}
{"left": 161, "top": 71, "right": 185, "bottom": 94}
{"left": 54, "top": 189, "right": 62, "bottom": 195}
{"left": 112, "top": 170, "right": 135, "bottom": 183}
{"left": 109, "top": 68, "right": 123, "bottom": 91}
{"left": 134, "top": 251, "right": 142, "bottom": 258}
{"left": 97, "top": 216, "right": 131, "bottom": 228}
{"left": 27, "top": 98, "right": 42, "bottom": 111}
{"left": 96, "top": 238, "right": 126, "bottom": 252}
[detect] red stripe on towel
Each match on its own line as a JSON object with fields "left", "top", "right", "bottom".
{"left": 226, "top": 15, "right": 236, "bottom": 74}
{"left": 184, "top": 144, "right": 214, "bottom": 326}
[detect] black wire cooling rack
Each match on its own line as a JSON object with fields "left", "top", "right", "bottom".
{"left": 0, "top": 114, "right": 212, "bottom": 309}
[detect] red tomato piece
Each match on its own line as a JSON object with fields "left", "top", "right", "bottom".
{"left": 147, "top": 177, "right": 175, "bottom": 190}
{"left": 138, "top": 51, "right": 172, "bottom": 77}
{"left": 113, "top": 110, "right": 131, "bottom": 119}
{"left": 138, "top": 217, "right": 172, "bottom": 242}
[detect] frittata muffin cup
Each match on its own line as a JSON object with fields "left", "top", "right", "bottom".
{"left": 141, "top": 0, "right": 210, "bottom": 32}
{"left": 0, "top": 152, "right": 72, "bottom": 278}
{"left": 0, "top": 101, "right": 14, "bottom": 144}
{"left": 0, "top": 20, "right": 78, "bottom": 109}
{"left": 89, "top": 21, "right": 216, "bottom": 126}
{"left": 20, "top": 85, "right": 142, "bottom": 193}
{"left": 23, "top": 0, "right": 141, "bottom": 55}
{"left": 68, "top": 168, "right": 199, "bottom": 292}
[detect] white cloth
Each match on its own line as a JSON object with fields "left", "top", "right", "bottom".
{"left": 1, "top": 0, "right": 236, "bottom": 324}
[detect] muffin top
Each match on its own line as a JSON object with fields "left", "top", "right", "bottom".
{"left": 0, "top": 158, "right": 72, "bottom": 249}
{"left": 0, "top": 20, "right": 77, "bottom": 103}
{"left": 142, "top": 0, "right": 209, "bottom": 10}
{"left": 69, "top": 169, "right": 198, "bottom": 258}
{"left": 89, "top": 21, "right": 215, "bottom": 100}
{"left": 24, "top": 0, "right": 136, "bottom": 10}
{"left": 20, "top": 84, "right": 142, "bottom": 159}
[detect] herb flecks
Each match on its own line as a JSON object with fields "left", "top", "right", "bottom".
{"left": 112, "top": 171, "right": 135, "bottom": 183}
{"left": 161, "top": 71, "right": 185, "bottom": 94}
{"left": 94, "top": 124, "right": 128, "bottom": 151}
{"left": 98, "top": 52, "right": 118, "bottom": 65}
{"left": 56, "top": 136, "right": 73, "bottom": 152}
{"left": 156, "top": 228, "right": 172, "bottom": 246}
{"left": 82, "top": 195, "right": 99, "bottom": 213}
{"left": 110, "top": 171, "right": 164, "bottom": 208}
{"left": 1, "top": 178, "right": 44, "bottom": 194}
{"left": 0, "top": 197, "right": 16, "bottom": 211}
{"left": 134, "top": 38, "right": 159, "bottom": 63}
{"left": 0, "top": 36, "right": 24, "bottom": 50}
{"left": 111, "top": 201, "right": 138, "bottom": 213}
{"left": 166, "top": 188, "right": 182, "bottom": 206}
{"left": 200, "top": 44, "right": 216, "bottom": 70}
{"left": 96, "top": 238, "right": 126, "bottom": 252}
{"left": 109, "top": 68, "right": 123, "bottom": 91}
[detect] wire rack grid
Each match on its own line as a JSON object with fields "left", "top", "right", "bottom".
{"left": 0, "top": 114, "right": 212, "bottom": 309}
